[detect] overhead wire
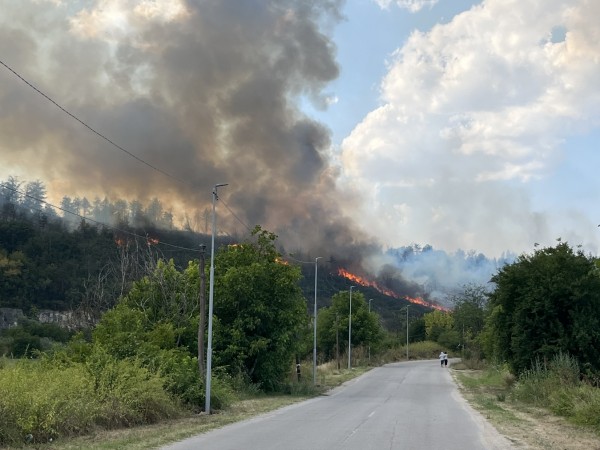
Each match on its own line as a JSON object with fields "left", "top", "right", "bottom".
{"left": 0, "top": 58, "right": 296, "bottom": 253}
{"left": 219, "top": 197, "right": 253, "bottom": 234}
{"left": 0, "top": 58, "right": 188, "bottom": 187}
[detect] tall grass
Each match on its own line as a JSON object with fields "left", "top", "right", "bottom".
{"left": 374, "top": 340, "right": 441, "bottom": 364}
{"left": 0, "top": 356, "right": 183, "bottom": 447}
{"left": 512, "top": 352, "right": 580, "bottom": 407}
{"left": 507, "top": 352, "right": 600, "bottom": 431}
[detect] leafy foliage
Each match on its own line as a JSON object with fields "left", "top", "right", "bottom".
{"left": 212, "top": 226, "right": 308, "bottom": 391}
{"left": 483, "top": 242, "right": 600, "bottom": 375}
{"left": 450, "top": 284, "right": 488, "bottom": 358}
{"left": 423, "top": 310, "right": 454, "bottom": 342}
{"left": 0, "top": 355, "right": 181, "bottom": 447}
{"left": 317, "top": 289, "right": 384, "bottom": 360}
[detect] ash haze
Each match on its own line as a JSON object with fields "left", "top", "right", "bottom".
{"left": 1, "top": 0, "right": 600, "bottom": 302}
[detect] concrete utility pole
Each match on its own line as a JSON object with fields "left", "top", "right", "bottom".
{"left": 198, "top": 244, "right": 206, "bottom": 378}
{"left": 313, "top": 256, "right": 322, "bottom": 385}
{"left": 406, "top": 305, "right": 409, "bottom": 360}
{"left": 335, "top": 313, "right": 340, "bottom": 370}
{"left": 368, "top": 299, "right": 373, "bottom": 363}
{"left": 348, "top": 286, "right": 355, "bottom": 370}
{"left": 205, "top": 183, "right": 227, "bottom": 414}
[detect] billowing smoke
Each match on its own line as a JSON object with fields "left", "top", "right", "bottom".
{"left": 0, "top": 0, "right": 379, "bottom": 259}
{"left": 385, "top": 245, "right": 516, "bottom": 304}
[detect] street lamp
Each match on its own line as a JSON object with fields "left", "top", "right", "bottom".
{"left": 348, "top": 286, "right": 355, "bottom": 370}
{"left": 205, "top": 183, "right": 227, "bottom": 414}
{"left": 405, "top": 305, "right": 409, "bottom": 360}
{"left": 368, "top": 299, "right": 373, "bottom": 363}
{"left": 313, "top": 256, "right": 322, "bottom": 385}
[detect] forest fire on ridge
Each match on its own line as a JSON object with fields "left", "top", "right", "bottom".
{"left": 337, "top": 267, "right": 448, "bottom": 312}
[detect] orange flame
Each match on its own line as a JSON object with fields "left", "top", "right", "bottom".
{"left": 337, "top": 267, "right": 448, "bottom": 311}
{"left": 147, "top": 237, "right": 159, "bottom": 246}
{"left": 115, "top": 238, "right": 126, "bottom": 247}
{"left": 275, "top": 257, "right": 289, "bottom": 265}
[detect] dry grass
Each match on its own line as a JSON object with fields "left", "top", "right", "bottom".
{"left": 451, "top": 366, "right": 600, "bottom": 450}
{"left": 7, "top": 364, "right": 371, "bottom": 450}
{"left": 8, "top": 396, "right": 306, "bottom": 450}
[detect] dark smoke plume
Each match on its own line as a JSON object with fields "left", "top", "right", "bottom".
{"left": 0, "top": 0, "right": 379, "bottom": 259}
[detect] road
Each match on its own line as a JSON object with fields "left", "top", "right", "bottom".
{"left": 162, "top": 360, "right": 512, "bottom": 450}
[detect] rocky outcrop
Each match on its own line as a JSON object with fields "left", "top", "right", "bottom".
{"left": 0, "top": 308, "right": 96, "bottom": 330}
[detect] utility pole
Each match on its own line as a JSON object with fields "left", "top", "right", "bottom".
{"left": 406, "top": 305, "right": 409, "bottom": 361}
{"left": 205, "top": 183, "right": 227, "bottom": 414}
{"left": 335, "top": 313, "right": 340, "bottom": 370}
{"left": 348, "top": 286, "right": 355, "bottom": 370}
{"left": 368, "top": 299, "right": 373, "bottom": 363}
{"left": 198, "top": 244, "right": 206, "bottom": 378}
{"left": 313, "top": 256, "right": 322, "bottom": 385}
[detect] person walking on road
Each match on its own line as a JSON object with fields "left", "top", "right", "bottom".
{"left": 444, "top": 352, "right": 448, "bottom": 367}
{"left": 439, "top": 351, "right": 445, "bottom": 367}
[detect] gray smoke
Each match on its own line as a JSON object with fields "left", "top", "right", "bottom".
{"left": 0, "top": 0, "right": 382, "bottom": 258}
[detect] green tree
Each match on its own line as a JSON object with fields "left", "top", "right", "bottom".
{"left": 119, "top": 259, "right": 200, "bottom": 350}
{"left": 450, "top": 284, "right": 488, "bottom": 358}
{"left": 317, "top": 290, "right": 383, "bottom": 360}
{"left": 212, "top": 226, "right": 307, "bottom": 390}
{"left": 423, "top": 310, "right": 454, "bottom": 342}
{"left": 484, "top": 242, "right": 600, "bottom": 375}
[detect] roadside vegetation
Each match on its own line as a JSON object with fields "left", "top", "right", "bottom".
{"left": 3, "top": 182, "right": 600, "bottom": 448}
{"left": 453, "top": 355, "right": 600, "bottom": 448}
{"left": 0, "top": 225, "right": 387, "bottom": 448}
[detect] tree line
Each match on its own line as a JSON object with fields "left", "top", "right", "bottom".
{"left": 422, "top": 242, "right": 600, "bottom": 380}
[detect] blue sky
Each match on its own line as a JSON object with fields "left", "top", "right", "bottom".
{"left": 309, "top": 0, "right": 483, "bottom": 144}
{"left": 1, "top": 0, "right": 599, "bottom": 263}
{"left": 319, "top": 0, "right": 600, "bottom": 257}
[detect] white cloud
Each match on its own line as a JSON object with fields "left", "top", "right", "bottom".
{"left": 341, "top": 0, "right": 600, "bottom": 256}
{"left": 70, "top": 0, "right": 188, "bottom": 39}
{"left": 374, "top": 0, "right": 439, "bottom": 13}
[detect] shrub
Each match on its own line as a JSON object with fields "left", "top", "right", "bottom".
{"left": 572, "top": 388, "right": 600, "bottom": 430}
{"left": 512, "top": 353, "right": 581, "bottom": 407}
{"left": 84, "top": 347, "right": 181, "bottom": 427}
{"left": 379, "top": 340, "right": 441, "bottom": 363}
{"left": 0, "top": 361, "right": 96, "bottom": 445}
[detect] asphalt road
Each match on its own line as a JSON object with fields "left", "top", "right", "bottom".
{"left": 162, "top": 360, "right": 513, "bottom": 450}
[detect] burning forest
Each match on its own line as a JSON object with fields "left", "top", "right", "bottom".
{"left": 336, "top": 267, "right": 449, "bottom": 312}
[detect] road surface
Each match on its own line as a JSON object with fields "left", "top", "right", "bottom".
{"left": 162, "top": 359, "right": 512, "bottom": 450}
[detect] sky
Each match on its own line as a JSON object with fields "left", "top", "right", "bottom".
{"left": 328, "top": 0, "right": 600, "bottom": 258}
{"left": 1, "top": 0, "right": 599, "bottom": 292}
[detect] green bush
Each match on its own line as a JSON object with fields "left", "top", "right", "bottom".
{"left": 377, "top": 340, "right": 441, "bottom": 364}
{"left": 0, "top": 361, "right": 96, "bottom": 445}
{"left": 572, "top": 388, "right": 600, "bottom": 430}
{"left": 512, "top": 353, "right": 581, "bottom": 407}
{"left": 0, "top": 347, "right": 187, "bottom": 447}
{"left": 84, "top": 347, "right": 181, "bottom": 427}
{"left": 549, "top": 387, "right": 576, "bottom": 416}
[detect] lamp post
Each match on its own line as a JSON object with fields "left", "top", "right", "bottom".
{"left": 368, "top": 299, "right": 373, "bottom": 363}
{"left": 205, "top": 183, "right": 227, "bottom": 414}
{"left": 405, "top": 305, "right": 409, "bottom": 360}
{"left": 348, "top": 286, "right": 355, "bottom": 370}
{"left": 313, "top": 256, "right": 322, "bottom": 385}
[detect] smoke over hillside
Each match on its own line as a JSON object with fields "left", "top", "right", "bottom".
{"left": 0, "top": 0, "right": 379, "bottom": 258}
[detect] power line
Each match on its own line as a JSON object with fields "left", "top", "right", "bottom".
{"left": 0, "top": 183, "right": 202, "bottom": 253}
{"left": 0, "top": 59, "right": 270, "bottom": 247}
{"left": 219, "top": 197, "right": 252, "bottom": 233}
{"left": 0, "top": 58, "right": 188, "bottom": 186}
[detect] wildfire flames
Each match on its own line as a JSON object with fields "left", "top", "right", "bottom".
{"left": 337, "top": 268, "right": 448, "bottom": 311}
